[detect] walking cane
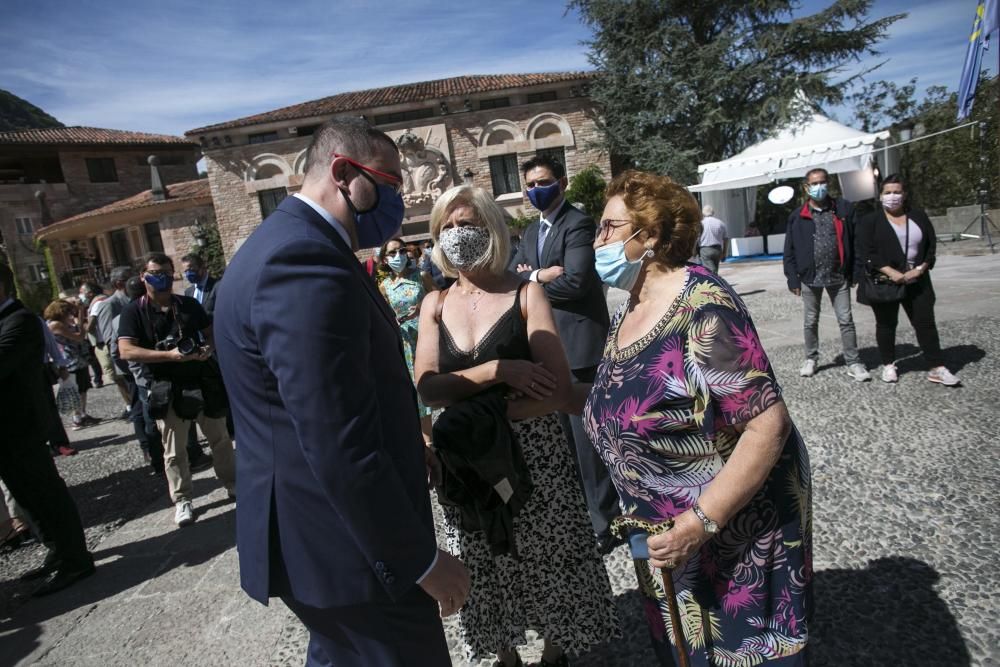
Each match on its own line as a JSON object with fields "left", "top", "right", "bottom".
{"left": 611, "top": 515, "right": 691, "bottom": 667}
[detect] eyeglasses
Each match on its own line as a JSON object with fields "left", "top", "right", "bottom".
{"left": 597, "top": 218, "right": 632, "bottom": 242}
{"left": 334, "top": 153, "right": 404, "bottom": 194}
{"left": 384, "top": 249, "right": 411, "bottom": 258}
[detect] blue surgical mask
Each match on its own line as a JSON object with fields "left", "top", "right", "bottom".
{"left": 594, "top": 230, "right": 651, "bottom": 291}
{"left": 144, "top": 273, "right": 174, "bottom": 293}
{"left": 387, "top": 253, "right": 409, "bottom": 273}
{"left": 183, "top": 270, "right": 200, "bottom": 284}
{"left": 806, "top": 183, "right": 828, "bottom": 201}
{"left": 526, "top": 181, "right": 562, "bottom": 212}
{"left": 344, "top": 169, "right": 405, "bottom": 249}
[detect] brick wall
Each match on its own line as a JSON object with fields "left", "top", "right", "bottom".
{"left": 204, "top": 136, "right": 311, "bottom": 258}
{"left": 203, "top": 97, "right": 609, "bottom": 259}
{"left": 159, "top": 203, "right": 217, "bottom": 264}
{"left": 446, "top": 97, "right": 610, "bottom": 217}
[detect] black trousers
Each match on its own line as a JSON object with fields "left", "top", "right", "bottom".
{"left": 869, "top": 274, "right": 944, "bottom": 367}
{"left": 282, "top": 589, "right": 451, "bottom": 667}
{"left": 42, "top": 376, "right": 70, "bottom": 449}
{"left": 558, "top": 365, "right": 622, "bottom": 540}
{"left": 0, "top": 433, "right": 91, "bottom": 570}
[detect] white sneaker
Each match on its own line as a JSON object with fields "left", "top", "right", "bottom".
{"left": 174, "top": 501, "right": 195, "bottom": 527}
{"left": 928, "top": 367, "right": 960, "bottom": 386}
{"left": 881, "top": 364, "right": 898, "bottom": 383}
{"left": 799, "top": 359, "right": 817, "bottom": 377}
{"left": 846, "top": 363, "right": 871, "bottom": 382}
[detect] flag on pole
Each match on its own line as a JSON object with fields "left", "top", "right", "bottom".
{"left": 957, "top": 2, "right": 987, "bottom": 120}
{"left": 983, "top": 0, "right": 998, "bottom": 37}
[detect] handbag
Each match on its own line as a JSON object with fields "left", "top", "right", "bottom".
{"left": 861, "top": 216, "right": 909, "bottom": 304}
{"left": 861, "top": 272, "right": 905, "bottom": 303}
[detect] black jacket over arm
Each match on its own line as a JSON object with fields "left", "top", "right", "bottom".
{"left": 855, "top": 207, "right": 937, "bottom": 275}
{"left": 432, "top": 389, "right": 533, "bottom": 558}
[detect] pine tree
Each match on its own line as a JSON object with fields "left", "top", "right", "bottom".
{"left": 569, "top": 0, "right": 902, "bottom": 183}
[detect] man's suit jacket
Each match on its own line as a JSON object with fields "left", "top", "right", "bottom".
{"left": 213, "top": 196, "right": 437, "bottom": 609}
{"left": 0, "top": 300, "right": 49, "bottom": 445}
{"left": 185, "top": 275, "right": 219, "bottom": 319}
{"left": 510, "top": 200, "right": 609, "bottom": 370}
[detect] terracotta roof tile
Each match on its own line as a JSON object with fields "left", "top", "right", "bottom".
{"left": 187, "top": 71, "right": 594, "bottom": 135}
{"left": 43, "top": 179, "right": 210, "bottom": 229}
{"left": 0, "top": 126, "right": 197, "bottom": 147}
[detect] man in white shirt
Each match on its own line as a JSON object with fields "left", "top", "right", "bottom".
{"left": 698, "top": 205, "right": 729, "bottom": 273}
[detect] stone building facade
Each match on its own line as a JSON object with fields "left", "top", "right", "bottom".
{"left": 34, "top": 178, "right": 215, "bottom": 295}
{"left": 185, "top": 72, "right": 609, "bottom": 259}
{"left": 0, "top": 126, "right": 199, "bottom": 291}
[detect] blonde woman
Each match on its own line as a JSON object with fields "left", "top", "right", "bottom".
{"left": 415, "top": 185, "right": 618, "bottom": 667}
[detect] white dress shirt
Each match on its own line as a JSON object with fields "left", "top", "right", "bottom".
{"left": 293, "top": 193, "right": 352, "bottom": 249}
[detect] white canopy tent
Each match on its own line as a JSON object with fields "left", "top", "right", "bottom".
{"left": 690, "top": 111, "right": 892, "bottom": 241}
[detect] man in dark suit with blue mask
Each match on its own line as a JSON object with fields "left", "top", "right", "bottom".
{"left": 510, "top": 155, "right": 621, "bottom": 554}
{"left": 214, "top": 118, "right": 469, "bottom": 667}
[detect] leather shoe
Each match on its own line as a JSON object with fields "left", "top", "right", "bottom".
{"left": 20, "top": 562, "right": 59, "bottom": 581}
{"left": 31, "top": 563, "right": 96, "bottom": 597}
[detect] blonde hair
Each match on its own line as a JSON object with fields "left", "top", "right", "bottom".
{"left": 429, "top": 185, "right": 511, "bottom": 278}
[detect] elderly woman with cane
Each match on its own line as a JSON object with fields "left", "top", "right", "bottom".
{"left": 579, "top": 171, "right": 813, "bottom": 666}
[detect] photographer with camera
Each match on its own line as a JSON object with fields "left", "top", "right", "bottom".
{"left": 117, "top": 253, "right": 235, "bottom": 527}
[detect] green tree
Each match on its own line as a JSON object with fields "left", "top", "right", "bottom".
{"left": 0, "top": 89, "right": 63, "bottom": 132}
{"left": 848, "top": 75, "right": 999, "bottom": 214}
{"left": 190, "top": 218, "right": 227, "bottom": 277}
{"left": 564, "top": 165, "right": 607, "bottom": 220}
{"left": 569, "top": 0, "right": 902, "bottom": 183}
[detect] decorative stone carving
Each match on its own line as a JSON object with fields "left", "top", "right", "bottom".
{"left": 395, "top": 129, "right": 453, "bottom": 207}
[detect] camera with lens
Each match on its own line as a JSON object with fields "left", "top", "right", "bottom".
{"left": 155, "top": 334, "right": 204, "bottom": 356}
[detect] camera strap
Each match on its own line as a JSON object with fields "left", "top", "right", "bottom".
{"left": 138, "top": 294, "right": 186, "bottom": 347}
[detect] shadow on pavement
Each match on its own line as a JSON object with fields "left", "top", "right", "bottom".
{"left": 811, "top": 557, "right": 970, "bottom": 666}
{"left": 572, "top": 556, "right": 969, "bottom": 666}
{"left": 69, "top": 432, "right": 138, "bottom": 453}
{"left": 851, "top": 343, "right": 986, "bottom": 378}
{"left": 0, "top": 504, "right": 236, "bottom": 667}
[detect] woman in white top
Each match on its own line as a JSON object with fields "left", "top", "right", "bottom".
{"left": 855, "top": 174, "right": 960, "bottom": 385}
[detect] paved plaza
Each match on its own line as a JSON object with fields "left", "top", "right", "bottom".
{"left": 1, "top": 249, "right": 998, "bottom": 666}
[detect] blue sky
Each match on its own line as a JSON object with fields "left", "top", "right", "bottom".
{"left": 1, "top": 0, "right": 994, "bottom": 138}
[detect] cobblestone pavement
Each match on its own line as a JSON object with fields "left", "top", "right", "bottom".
{"left": 1, "top": 254, "right": 998, "bottom": 666}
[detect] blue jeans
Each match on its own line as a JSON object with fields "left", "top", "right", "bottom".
{"left": 801, "top": 282, "right": 860, "bottom": 365}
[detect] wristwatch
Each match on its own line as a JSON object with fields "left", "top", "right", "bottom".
{"left": 692, "top": 503, "right": 719, "bottom": 535}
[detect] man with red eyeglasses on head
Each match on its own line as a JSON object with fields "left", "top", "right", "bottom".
{"left": 214, "top": 118, "right": 468, "bottom": 667}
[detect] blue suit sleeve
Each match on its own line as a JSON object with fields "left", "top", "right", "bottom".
{"left": 252, "top": 239, "right": 436, "bottom": 600}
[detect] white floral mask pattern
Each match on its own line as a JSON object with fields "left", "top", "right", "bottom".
{"left": 439, "top": 226, "right": 490, "bottom": 271}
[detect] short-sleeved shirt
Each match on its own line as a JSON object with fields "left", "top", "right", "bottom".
{"left": 117, "top": 295, "right": 211, "bottom": 382}
{"left": 583, "top": 265, "right": 812, "bottom": 662}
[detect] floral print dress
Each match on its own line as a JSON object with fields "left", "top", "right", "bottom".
{"left": 380, "top": 273, "right": 432, "bottom": 417}
{"left": 584, "top": 265, "right": 813, "bottom": 667}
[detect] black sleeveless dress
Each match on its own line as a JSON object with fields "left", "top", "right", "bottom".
{"left": 436, "top": 283, "right": 619, "bottom": 660}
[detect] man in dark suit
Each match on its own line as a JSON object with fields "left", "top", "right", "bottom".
{"left": 0, "top": 263, "right": 94, "bottom": 596}
{"left": 181, "top": 252, "right": 225, "bottom": 458}
{"left": 214, "top": 118, "right": 468, "bottom": 667}
{"left": 509, "top": 154, "right": 622, "bottom": 552}
{"left": 181, "top": 253, "right": 220, "bottom": 319}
